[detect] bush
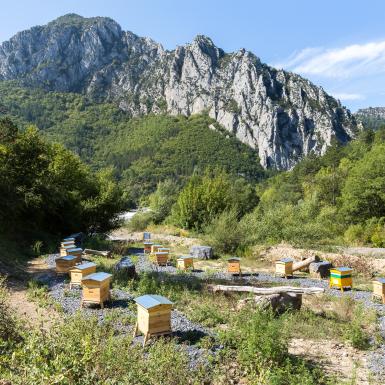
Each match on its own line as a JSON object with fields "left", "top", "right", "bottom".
{"left": 126, "top": 211, "right": 153, "bottom": 232}
{"left": 204, "top": 209, "right": 246, "bottom": 254}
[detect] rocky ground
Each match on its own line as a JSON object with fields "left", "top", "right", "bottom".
{"left": 43, "top": 249, "right": 385, "bottom": 381}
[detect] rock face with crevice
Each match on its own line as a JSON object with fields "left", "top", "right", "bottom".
{"left": 0, "top": 14, "right": 358, "bottom": 169}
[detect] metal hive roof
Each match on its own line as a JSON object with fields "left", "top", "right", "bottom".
{"left": 72, "top": 262, "right": 96, "bottom": 270}
{"left": 59, "top": 255, "right": 77, "bottom": 261}
{"left": 82, "top": 272, "right": 112, "bottom": 282}
{"left": 134, "top": 294, "right": 173, "bottom": 309}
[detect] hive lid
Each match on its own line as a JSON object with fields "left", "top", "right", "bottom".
{"left": 333, "top": 267, "right": 352, "bottom": 272}
{"left": 82, "top": 272, "right": 112, "bottom": 282}
{"left": 135, "top": 294, "right": 173, "bottom": 309}
{"left": 67, "top": 247, "right": 83, "bottom": 253}
{"left": 279, "top": 258, "right": 294, "bottom": 263}
{"left": 155, "top": 251, "right": 168, "bottom": 255}
{"left": 158, "top": 247, "right": 170, "bottom": 250}
{"left": 72, "top": 262, "right": 97, "bottom": 270}
{"left": 143, "top": 241, "right": 153, "bottom": 245}
{"left": 63, "top": 237, "right": 75, "bottom": 241}
{"left": 177, "top": 255, "right": 192, "bottom": 260}
{"left": 228, "top": 257, "right": 240, "bottom": 261}
{"left": 59, "top": 255, "right": 77, "bottom": 261}
{"left": 376, "top": 277, "right": 385, "bottom": 284}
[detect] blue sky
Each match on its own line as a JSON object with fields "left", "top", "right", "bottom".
{"left": 1, "top": 0, "right": 385, "bottom": 111}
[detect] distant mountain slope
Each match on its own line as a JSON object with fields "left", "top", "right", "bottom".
{"left": 355, "top": 107, "right": 385, "bottom": 130}
{"left": 0, "top": 14, "right": 358, "bottom": 169}
{"left": 0, "top": 81, "right": 265, "bottom": 200}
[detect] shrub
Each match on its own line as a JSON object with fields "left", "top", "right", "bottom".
{"left": 204, "top": 209, "right": 246, "bottom": 254}
{"left": 126, "top": 211, "right": 153, "bottom": 232}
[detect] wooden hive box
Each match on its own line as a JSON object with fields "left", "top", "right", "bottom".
{"left": 66, "top": 247, "right": 83, "bottom": 263}
{"left": 176, "top": 256, "right": 194, "bottom": 270}
{"left": 150, "top": 244, "right": 162, "bottom": 254}
{"left": 329, "top": 267, "right": 353, "bottom": 292}
{"left": 56, "top": 255, "right": 78, "bottom": 274}
{"left": 133, "top": 294, "right": 173, "bottom": 346}
{"left": 372, "top": 278, "right": 385, "bottom": 303}
{"left": 227, "top": 257, "right": 241, "bottom": 275}
{"left": 143, "top": 242, "right": 153, "bottom": 254}
{"left": 275, "top": 258, "right": 294, "bottom": 278}
{"left": 60, "top": 243, "right": 76, "bottom": 256}
{"left": 154, "top": 252, "right": 169, "bottom": 266}
{"left": 81, "top": 272, "right": 112, "bottom": 309}
{"left": 69, "top": 262, "right": 97, "bottom": 288}
{"left": 143, "top": 232, "right": 151, "bottom": 241}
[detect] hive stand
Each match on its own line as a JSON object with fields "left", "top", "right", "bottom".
{"left": 372, "top": 278, "right": 385, "bottom": 303}
{"left": 275, "top": 258, "right": 294, "bottom": 278}
{"left": 329, "top": 267, "right": 353, "bottom": 292}
{"left": 133, "top": 294, "right": 173, "bottom": 347}
{"left": 81, "top": 272, "right": 112, "bottom": 309}
{"left": 227, "top": 257, "right": 242, "bottom": 276}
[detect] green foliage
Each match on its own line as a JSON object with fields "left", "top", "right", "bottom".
{"left": 0, "top": 118, "right": 125, "bottom": 250}
{"left": 126, "top": 211, "right": 153, "bottom": 232}
{"left": 170, "top": 169, "right": 257, "bottom": 230}
{"left": 204, "top": 208, "right": 246, "bottom": 254}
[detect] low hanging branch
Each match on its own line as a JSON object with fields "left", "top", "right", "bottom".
{"left": 208, "top": 284, "right": 324, "bottom": 295}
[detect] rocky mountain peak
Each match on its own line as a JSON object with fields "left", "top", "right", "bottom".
{"left": 0, "top": 15, "right": 359, "bottom": 169}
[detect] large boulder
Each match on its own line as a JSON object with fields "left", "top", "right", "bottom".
{"left": 190, "top": 245, "right": 213, "bottom": 260}
{"left": 237, "top": 293, "right": 302, "bottom": 313}
{"left": 114, "top": 256, "right": 136, "bottom": 279}
{"left": 309, "top": 261, "right": 332, "bottom": 279}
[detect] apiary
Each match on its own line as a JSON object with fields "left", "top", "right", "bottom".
{"left": 143, "top": 232, "right": 151, "bottom": 241}
{"left": 66, "top": 247, "right": 83, "bottom": 263}
{"left": 176, "top": 256, "right": 194, "bottom": 270}
{"left": 81, "top": 272, "right": 112, "bottom": 309}
{"left": 372, "top": 278, "right": 385, "bottom": 303}
{"left": 133, "top": 294, "right": 173, "bottom": 346}
{"left": 56, "top": 255, "right": 77, "bottom": 274}
{"left": 329, "top": 267, "right": 353, "bottom": 292}
{"left": 69, "top": 262, "right": 97, "bottom": 288}
{"left": 227, "top": 257, "right": 241, "bottom": 275}
{"left": 143, "top": 242, "right": 153, "bottom": 254}
{"left": 275, "top": 258, "right": 294, "bottom": 278}
{"left": 154, "top": 251, "right": 169, "bottom": 266}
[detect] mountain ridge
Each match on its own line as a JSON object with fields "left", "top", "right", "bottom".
{"left": 0, "top": 14, "right": 358, "bottom": 169}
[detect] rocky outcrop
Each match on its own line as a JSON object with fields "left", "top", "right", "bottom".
{"left": 0, "top": 14, "right": 358, "bottom": 169}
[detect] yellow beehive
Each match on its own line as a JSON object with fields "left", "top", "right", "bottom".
{"left": 81, "top": 272, "right": 112, "bottom": 309}
{"left": 176, "top": 256, "right": 194, "bottom": 270}
{"left": 227, "top": 257, "right": 241, "bottom": 275}
{"left": 329, "top": 267, "right": 353, "bottom": 292}
{"left": 372, "top": 278, "right": 385, "bottom": 303}
{"left": 275, "top": 258, "right": 294, "bottom": 278}
{"left": 66, "top": 247, "right": 83, "bottom": 263}
{"left": 133, "top": 294, "right": 173, "bottom": 346}
{"left": 69, "top": 262, "right": 97, "bottom": 288}
{"left": 143, "top": 242, "right": 153, "bottom": 254}
{"left": 55, "top": 255, "right": 77, "bottom": 274}
{"left": 154, "top": 252, "right": 169, "bottom": 266}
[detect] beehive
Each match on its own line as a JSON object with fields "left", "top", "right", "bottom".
{"left": 133, "top": 294, "right": 173, "bottom": 346}
{"left": 63, "top": 237, "right": 75, "bottom": 243}
{"left": 61, "top": 240, "right": 75, "bottom": 248}
{"left": 69, "top": 262, "right": 97, "bottom": 288}
{"left": 372, "top": 278, "right": 385, "bottom": 303}
{"left": 60, "top": 243, "right": 76, "bottom": 256}
{"left": 66, "top": 247, "right": 83, "bottom": 263}
{"left": 81, "top": 272, "right": 112, "bottom": 309}
{"left": 275, "top": 258, "right": 294, "bottom": 278}
{"left": 227, "top": 257, "right": 242, "bottom": 275}
{"left": 158, "top": 247, "right": 170, "bottom": 254}
{"left": 329, "top": 267, "right": 353, "bottom": 292}
{"left": 143, "top": 232, "right": 151, "bottom": 241}
{"left": 154, "top": 252, "right": 169, "bottom": 266}
{"left": 143, "top": 241, "right": 153, "bottom": 254}
{"left": 176, "top": 256, "right": 194, "bottom": 270}
{"left": 56, "top": 255, "right": 77, "bottom": 274}
{"left": 150, "top": 244, "right": 162, "bottom": 254}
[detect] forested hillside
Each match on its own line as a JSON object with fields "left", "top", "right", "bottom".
{"left": 0, "top": 81, "right": 266, "bottom": 203}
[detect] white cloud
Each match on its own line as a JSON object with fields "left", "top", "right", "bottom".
{"left": 331, "top": 93, "right": 365, "bottom": 101}
{"left": 275, "top": 40, "right": 385, "bottom": 79}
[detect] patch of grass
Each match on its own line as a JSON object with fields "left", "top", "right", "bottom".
{"left": 26, "top": 279, "right": 53, "bottom": 308}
